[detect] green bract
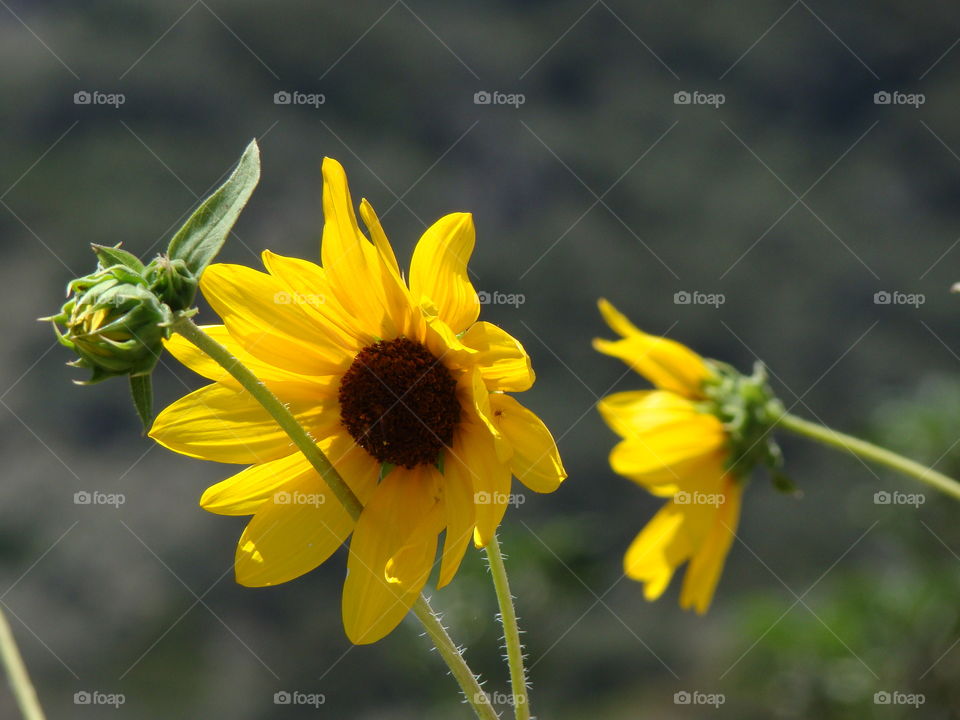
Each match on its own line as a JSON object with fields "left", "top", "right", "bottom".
{"left": 700, "top": 360, "right": 795, "bottom": 494}
{"left": 48, "top": 260, "right": 172, "bottom": 384}
{"left": 43, "top": 139, "right": 261, "bottom": 428}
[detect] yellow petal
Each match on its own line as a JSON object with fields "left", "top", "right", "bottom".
{"left": 459, "top": 322, "right": 535, "bottom": 392}
{"left": 149, "top": 383, "right": 337, "bottom": 464}
{"left": 445, "top": 422, "right": 510, "bottom": 549}
{"left": 342, "top": 466, "right": 443, "bottom": 644}
{"left": 614, "top": 451, "right": 727, "bottom": 498}
{"left": 680, "top": 477, "right": 742, "bottom": 614}
{"left": 409, "top": 213, "right": 480, "bottom": 334}
{"left": 359, "top": 198, "right": 400, "bottom": 276}
{"left": 201, "top": 452, "right": 312, "bottom": 516}
{"left": 320, "top": 158, "right": 414, "bottom": 340}
{"left": 489, "top": 394, "right": 566, "bottom": 494}
{"left": 261, "top": 250, "right": 370, "bottom": 351}
{"left": 624, "top": 499, "right": 715, "bottom": 600}
{"left": 597, "top": 390, "right": 703, "bottom": 439}
{"left": 233, "top": 476, "right": 355, "bottom": 587}
{"left": 609, "top": 414, "right": 726, "bottom": 480}
{"left": 437, "top": 447, "right": 476, "bottom": 588}
{"left": 458, "top": 366, "right": 511, "bottom": 462}
{"left": 200, "top": 263, "right": 351, "bottom": 376}
{"left": 200, "top": 431, "right": 381, "bottom": 517}
{"left": 594, "top": 299, "right": 711, "bottom": 397}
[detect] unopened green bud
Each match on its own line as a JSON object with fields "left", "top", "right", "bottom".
{"left": 145, "top": 255, "right": 198, "bottom": 312}
{"left": 45, "top": 262, "right": 172, "bottom": 384}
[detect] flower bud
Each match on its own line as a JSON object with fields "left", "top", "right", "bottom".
{"left": 145, "top": 255, "right": 198, "bottom": 312}
{"left": 46, "top": 263, "right": 172, "bottom": 384}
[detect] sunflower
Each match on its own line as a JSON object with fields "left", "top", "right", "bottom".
{"left": 150, "top": 158, "right": 566, "bottom": 644}
{"left": 593, "top": 299, "right": 747, "bottom": 613}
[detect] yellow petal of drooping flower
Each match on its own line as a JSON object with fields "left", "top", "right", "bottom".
{"left": 151, "top": 156, "right": 566, "bottom": 644}
{"left": 595, "top": 300, "right": 743, "bottom": 613}
{"left": 409, "top": 212, "right": 480, "bottom": 334}
{"left": 593, "top": 298, "right": 712, "bottom": 398}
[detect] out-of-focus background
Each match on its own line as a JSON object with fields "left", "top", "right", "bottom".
{"left": 2, "top": 1, "right": 960, "bottom": 717}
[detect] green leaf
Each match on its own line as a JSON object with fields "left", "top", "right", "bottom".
{"left": 167, "top": 139, "right": 261, "bottom": 277}
{"left": 129, "top": 373, "right": 154, "bottom": 433}
{"left": 92, "top": 244, "right": 145, "bottom": 273}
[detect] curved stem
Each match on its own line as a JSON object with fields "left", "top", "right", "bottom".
{"left": 170, "top": 315, "right": 498, "bottom": 720}
{"left": 485, "top": 534, "right": 530, "bottom": 720}
{"left": 413, "top": 597, "right": 500, "bottom": 720}
{"left": 777, "top": 412, "right": 960, "bottom": 501}
{"left": 0, "top": 607, "right": 46, "bottom": 720}
{"left": 170, "top": 316, "right": 363, "bottom": 519}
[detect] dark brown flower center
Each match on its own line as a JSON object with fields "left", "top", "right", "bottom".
{"left": 338, "top": 337, "right": 460, "bottom": 469}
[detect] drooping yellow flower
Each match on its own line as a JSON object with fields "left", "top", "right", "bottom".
{"left": 150, "top": 158, "right": 566, "bottom": 644}
{"left": 593, "top": 298, "right": 750, "bottom": 614}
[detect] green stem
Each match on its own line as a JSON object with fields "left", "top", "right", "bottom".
{"left": 171, "top": 316, "right": 363, "bottom": 519}
{"left": 777, "top": 412, "right": 960, "bottom": 501}
{"left": 170, "top": 315, "right": 498, "bottom": 720}
{"left": 0, "top": 607, "right": 46, "bottom": 720}
{"left": 412, "top": 598, "right": 500, "bottom": 720}
{"left": 485, "top": 534, "right": 530, "bottom": 720}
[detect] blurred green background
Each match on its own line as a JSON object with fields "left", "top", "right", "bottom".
{"left": 2, "top": 1, "right": 960, "bottom": 717}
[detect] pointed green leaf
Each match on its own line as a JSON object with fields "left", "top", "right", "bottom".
{"left": 167, "top": 139, "right": 261, "bottom": 277}
{"left": 92, "top": 244, "right": 144, "bottom": 274}
{"left": 129, "top": 373, "right": 154, "bottom": 433}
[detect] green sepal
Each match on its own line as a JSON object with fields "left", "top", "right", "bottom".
{"left": 167, "top": 139, "right": 261, "bottom": 278}
{"left": 379, "top": 462, "right": 396, "bottom": 482}
{"left": 92, "top": 243, "right": 145, "bottom": 274}
{"left": 129, "top": 373, "right": 154, "bottom": 433}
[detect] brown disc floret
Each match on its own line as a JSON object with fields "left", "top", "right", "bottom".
{"left": 338, "top": 337, "right": 460, "bottom": 469}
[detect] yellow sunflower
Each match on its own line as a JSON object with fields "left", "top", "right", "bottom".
{"left": 150, "top": 158, "right": 566, "bottom": 644}
{"left": 593, "top": 298, "right": 746, "bottom": 614}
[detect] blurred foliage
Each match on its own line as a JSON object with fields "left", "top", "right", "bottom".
{"left": 2, "top": 1, "right": 960, "bottom": 718}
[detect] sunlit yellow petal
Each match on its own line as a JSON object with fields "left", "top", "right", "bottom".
{"left": 409, "top": 213, "right": 480, "bottom": 334}
{"left": 234, "top": 483, "right": 355, "bottom": 587}
{"left": 624, "top": 499, "right": 714, "bottom": 600}
{"left": 489, "top": 393, "right": 566, "bottom": 493}
{"left": 342, "top": 466, "right": 443, "bottom": 644}
{"left": 680, "top": 478, "right": 742, "bottom": 614}
{"left": 201, "top": 452, "right": 310, "bottom": 516}
{"left": 458, "top": 366, "right": 511, "bottom": 462}
{"left": 201, "top": 263, "right": 351, "bottom": 376}
{"left": 447, "top": 423, "right": 511, "bottom": 549}
{"left": 320, "top": 158, "right": 415, "bottom": 339}
{"left": 597, "top": 390, "right": 703, "bottom": 439}
{"left": 595, "top": 299, "right": 711, "bottom": 397}
{"left": 437, "top": 448, "right": 476, "bottom": 588}
{"left": 609, "top": 414, "right": 726, "bottom": 479}
{"left": 149, "top": 384, "right": 338, "bottom": 464}
{"left": 261, "top": 250, "right": 370, "bottom": 351}
{"left": 459, "top": 322, "right": 535, "bottom": 392}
